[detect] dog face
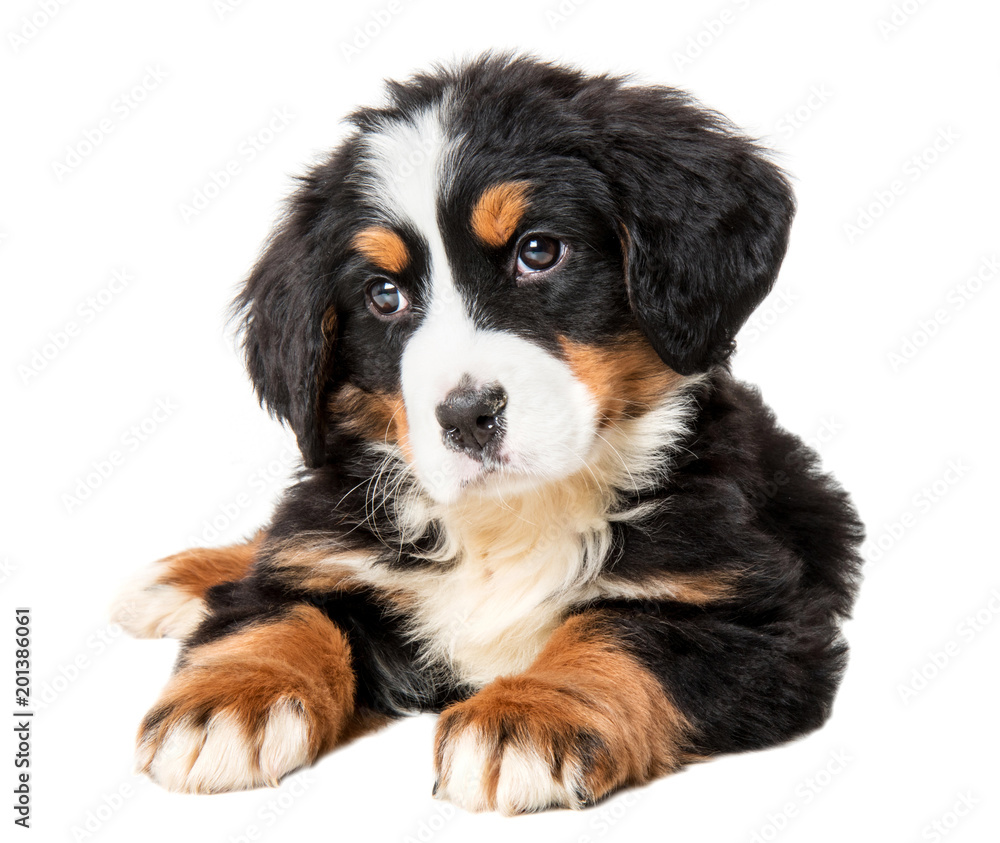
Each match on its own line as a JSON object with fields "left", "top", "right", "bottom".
{"left": 234, "top": 56, "right": 794, "bottom": 504}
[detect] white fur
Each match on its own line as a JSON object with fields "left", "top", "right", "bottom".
{"left": 141, "top": 699, "right": 313, "bottom": 793}
{"left": 401, "top": 302, "right": 599, "bottom": 506}
{"left": 110, "top": 564, "right": 206, "bottom": 639}
{"left": 258, "top": 700, "right": 313, "bottom": 786}
{"left": 495, "top": 744, "right": 581, "bottom": 815}
{"left": 436, "top": 728, "right": 492, "bottom": 811}
{"left": 436, "top": 728, "right": 584, "bottom": 814}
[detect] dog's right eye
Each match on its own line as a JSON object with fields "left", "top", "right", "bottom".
{"left": 366, "top": 278, "right": 410, "bottom": 317}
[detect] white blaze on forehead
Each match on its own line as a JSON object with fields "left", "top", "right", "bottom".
{"left": 360, "top": 104, "right": 456, "bottom": 299}
{"left": 361, "top": 106, "right": 597, "bottom": 503}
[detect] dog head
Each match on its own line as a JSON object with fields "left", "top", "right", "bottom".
{"left": 234, "top": 55, "right": 794, "bottom": 504}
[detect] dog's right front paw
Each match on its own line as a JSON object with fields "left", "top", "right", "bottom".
{"left": 137, "top": 666, "right": 321, "bottom": 793}
{"left": 135, "top": 604, "right": 356, "bottom": 793}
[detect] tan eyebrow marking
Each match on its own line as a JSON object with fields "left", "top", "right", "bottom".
{"left": 470, "top": 181, "right": 531, "bottom": 247}
{"left": 352, "top": 226, "right": 410, "bottom": 274}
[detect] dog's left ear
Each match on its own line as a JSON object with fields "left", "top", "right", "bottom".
{"left": 600, "top": 85, "right": 795, "bottom": 375}
{"left": 232, "top": 181, "right": 337, "bottom": 469}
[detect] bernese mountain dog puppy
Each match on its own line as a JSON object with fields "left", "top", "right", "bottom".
{"left": 113, "top": 54, "right": 864, "bottom": 814}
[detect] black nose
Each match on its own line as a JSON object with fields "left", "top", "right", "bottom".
{"left": 435, "top": 383, "right": 507, "bottom": 459}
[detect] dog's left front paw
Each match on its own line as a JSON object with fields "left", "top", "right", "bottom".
{"left": 433, "top": 677, "right": 620, "bottom": 815}
{"left": 111, "top": 561, "right": 207, "bottom": 640}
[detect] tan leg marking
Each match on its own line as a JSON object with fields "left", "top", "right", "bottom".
{"left": 112, "top": 537, "right": 261, "bottom": 639}
{"left": 434, "top": 612, "right": 689, "bottom": 814}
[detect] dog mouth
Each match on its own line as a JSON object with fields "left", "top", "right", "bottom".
{"left": 455, "top": 451, "right": 511, "bottom": 489}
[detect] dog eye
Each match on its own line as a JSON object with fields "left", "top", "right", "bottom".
{"left": 366, "top": 278, "right": 409, "bottom": 316}
{"left": 516, "top": 234, "right": 563, "bottom": 274}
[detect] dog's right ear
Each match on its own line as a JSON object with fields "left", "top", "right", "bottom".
{"left": 232, "top": 179, "right": 338, "bottom": 469}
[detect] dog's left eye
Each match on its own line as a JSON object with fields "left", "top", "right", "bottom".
{"left": 516, "top": 234, "right": 564, "bottom": 274}
{"left": 366, "top": 279, "right": 410, "bottom": 317}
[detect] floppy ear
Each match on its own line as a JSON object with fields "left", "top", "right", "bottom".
{"left": 601, "top": 85, "right": 795, "bottom": 374}
{"left": 232, "top": 181, "right": 337, "bottom": 469}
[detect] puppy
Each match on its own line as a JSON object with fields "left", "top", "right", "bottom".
{"left": 113, "top": 54, "right": 863, "bottom": 814}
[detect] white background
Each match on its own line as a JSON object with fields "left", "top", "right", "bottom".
{"left": 3, "top": 0, "right": 999, "bottom": 840}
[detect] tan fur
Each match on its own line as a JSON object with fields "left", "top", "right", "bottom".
{"left": 595, "top": 570, "right": 736, "bottom": 605}
{"left": 159, "top": 536, "right": 261, "bottom": 599}
{"left": 559, "top": 335, "right": 683, "bottom": 427}
{"left": 434, "top": 611, "right": 690, "bottom": 812}
{"left": 352, "top": 226, "right": 410, "bottom": 273}
{"left": 470, "top": 182, "right": 531, "bottom": 247}
{"left": 263, "top": 538, "right": 367, "bottom": 593}
{"left": 329, "top": 383, "right": 411, "bottom": 457}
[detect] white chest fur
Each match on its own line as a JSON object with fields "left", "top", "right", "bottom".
{"left": 401, "top": 483, "right": 614, "bottom": 688}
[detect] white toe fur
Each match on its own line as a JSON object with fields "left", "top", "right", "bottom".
{"left": 140, "top": 700, "right": 314, "bottom": 794}
{"left": 495, "top": 745, "right": 575, "bottom": 815}
{"left": 437, "top": 726, "right": 582, "bottom": 815}
{"left": 146, "top": 718, "right": 206, "bottom": 791}
{"left": 437, "top": 729, "right": 492, "bottom": 811}
{"left": 184, "top": 712, "right": 258, "bottom": 793}
{"left": 111, "top": 564, "right": 206, "bottom": 639}
{"left": 258, "top": 699, "right": 314, "bottom": 786}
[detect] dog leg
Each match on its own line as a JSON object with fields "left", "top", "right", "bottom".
{"left": 111, "top": 536, "right": 261, "bottom": 639}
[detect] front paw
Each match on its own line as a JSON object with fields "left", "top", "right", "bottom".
{"left": 111, "top": 543, "right": 257, "bottom": 640}
{"left": 433, "top": 677, "right": 620, "bottom": 815}
{"left": 136, "top": 664, "right": 321, "bottom": 793}
{"left": 111, "top": 562, "right": 207, "bottom": 640}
